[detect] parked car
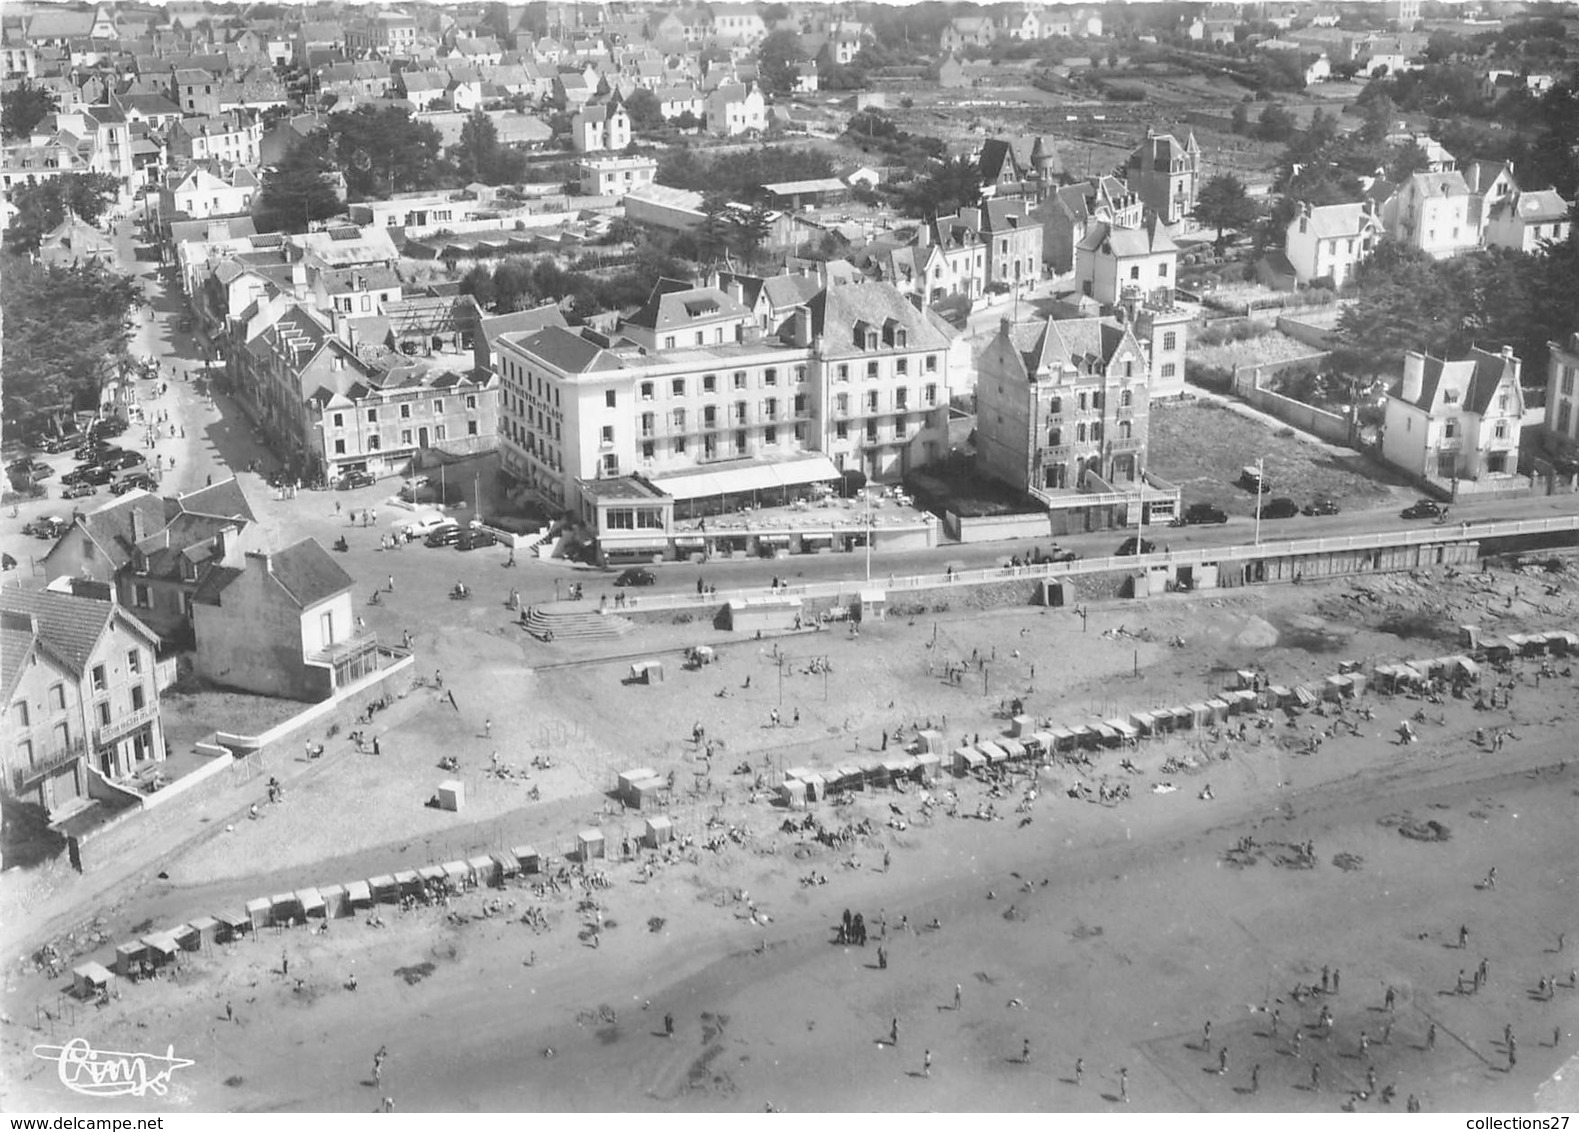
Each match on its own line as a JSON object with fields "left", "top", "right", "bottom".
{"left": 614, "top": 567, "right": 656, "bottom": 586}
{"left": 1239, "top": 465, "right": 1271, "bottom": 493}
{"left": 61, "top": 481, "right": 97, "bottom": 499}
{"left": 104, "top": 451, "right": 146, "bottom": 472}
{"left": 456, "top": 528, "right": 495, "bottom": 551}
{"left": 88, "top": 417, "right": 127, "bottom": 438}
{"left": 338, "top": 470, "right": 376, "bottom": 490}
{"left": 39, "top": 432, "right": 83, "bottom": 454}
{"left": 1401, "top": 499, "right": 1444, "bottom": 520}
{"left": 425, "top": 524, "right": 464, "bottom": 548}
{"left": 1116, "top": 537, "right": 1157, "bottom": 556}
{"left": 401, "top": 514, "right": 455, "bottom": 540}
{"left": 7, "top": 459, "right": 52, "bottom": 480}
{"left": 23, "top": 517, "right": 69, "bottom": 539}
{"left": 1258, "top": 497, "right": 1300, "bottom": 520}
{"left": 1302, "top": 498, "right": 1341, "bottom": 516}
{"left": 1183, "top": 502, "right": 1228, "bottom": 525}
{"left": 111, "top": 473, "right": 157, "bottom": 495}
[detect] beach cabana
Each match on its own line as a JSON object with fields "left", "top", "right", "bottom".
{"left": 296, "top": 888, "right": 326, "bottom": 919}
{"left": 644, "top": 815, "right": 674, "bottom": 847}
{"left": 952, "top": 747, "right": 986, "bottom": 776}
{"left": 1048, "top": 726, "right": 1078, "bottom": 751}
{"left": 345, "top": 880, "right": 373, "bottom": 910}
{"left": 73, "top": 961, "right": 115, "bottom": 1000}
{"left": 628, "top": 660, "right": 665, "bottom": 684}
{"left": 914, "top": 752, "right": 942, "bottom": 782}
{"left": 215, "top": 911, "right": 251, "bottom": 941}
{"left": 831, "top": 764, "right": 865, "bottom": 792}
{"left": 978, "top": 740, "right": 1009, "bottom": 764}
{"left": 394, "top": 870, "right": 422, "bottom": 897}
{"left": 371, "top": 874, "right": 402, "bottom": 903}
{"left": 1128, "top": 711, "right": 1155, "bottom": 736}
{"left": 245, "top": 897, "right": 272, "bottom": 930}
{"left": 999, "top": 738, "right": 1027, "bottom": 762}
{"left": 187, "top": 916, "right": 221, "bottom": 948}
{"left": 141, "top": 932, "right": 179, "bottom": 969}
{"left": 912, "top": 729, "right": 945, "bottom": 756}
{"left": 882, "top": 755, "right": 918, "bottom": 782}
{"left": 320, "top": 884, "right": 349, "bottom": 919}
{"left": 114, "top": 941, "right": 147, "bottom": 978}
{"left": 578, "top": 829, "right": 605, "bottom": 861}
{"left": 269, "top": 892, "right": 302, "bottom": 924}
{"left": 1170, "top": 706, "right": 1195, "bottom": 731}
{"left": 1105, "top": 719, "right": 1139, "bottom": 746}
{"left": 1009, "top": 715, "right": 1034, "bottom": 738}
{"left": 512, "top": 845, "right": 540, "bottom": 874}
{"left": 167, "top": 923, "right": 200, "bottom": 952}
{"left": 1204, "top": 698, "right": 1231, "bottom": 723}
{"left": 469, "top": 855, "right": 500, "bottom": 887}
{"left": 442, "top": 860, "right": 472, "bottom": 888}
{"left": 779, "top": 779, "right": 808, "bottom": 809}
{"left": 494, "top": 851, "right": 521, "bottom": 879}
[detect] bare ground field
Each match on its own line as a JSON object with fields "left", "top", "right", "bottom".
{"left": 1148, "top": 400, "right": 1417, "bottom": 516}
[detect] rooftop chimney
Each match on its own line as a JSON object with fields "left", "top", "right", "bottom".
{"left": 130, "top": 506, "right": 145, "bottom": 543}
{"left": 1401, "top": 351, "right": 1426, "bottom": 403}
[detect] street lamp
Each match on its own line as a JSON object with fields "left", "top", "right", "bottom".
{"left": 1253, "top": 455, "right": 1265, "bottom": 547}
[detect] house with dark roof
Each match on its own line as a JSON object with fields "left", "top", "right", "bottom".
{"left": 1382, "top": 169, "right": 1477, "bottom": 258}
{"left": 1483, "top": 188, "right": 1572, "bottom": 253}
{"left": 1382, "top": 346, "right": 1527, "bottom": 485}
{"left": 2, "top": 580, "right": 166, "bottom": 820}
{"left": 42, "top": 479, "right": 264, "bottom": 644}
{"left": 975, "top": 316, "right": 1153, "bottom": 498}
{"left": 1283, "top": 200, "right": 1383, "bottom": 287}
{"left": 1075, "top": 215, "right": 1177, "bottom": 307}
{"left": 192, "top": 538, "right": 367, "bottom": 701}
{"left": 1124, "top": 128, "right": 1201, "bottom": 226}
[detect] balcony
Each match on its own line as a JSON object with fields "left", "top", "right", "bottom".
{"left": 1436, "top": 435, "right": 1462, "bottom": 451}
{"left": 94, "top": 702, "right": 159, "bottom": 749}
{"left": 11, "top": 740, "right": 88, "bottom": 793}
{"left": 307, "top": 631, "right": 378, "bottom": 669}
{"left": 1108, "top": 437, "right": 1145, "bottom": 454}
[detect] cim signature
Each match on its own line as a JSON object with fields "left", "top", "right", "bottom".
{"left": 34, "top": 1037, "right": 194, "bottom": 1099}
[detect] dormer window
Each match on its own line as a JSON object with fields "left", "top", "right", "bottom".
{"left": 181, "top": 557, "right": 197, "bottom": 582}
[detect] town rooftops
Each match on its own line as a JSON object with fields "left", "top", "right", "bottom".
{"left": 1402, "top": 346, "right": 1521, "bottom": 414}
{"left": 626, "top": 279, "right": 751, "bottom": 334}
{"left": 0, "top": 584, "right": 159, "bottom": 676}
{"left": 1078, "top": 216, "right": 1176, "bottom": 256}
{"left": 1492, "top": 189, "right": 1571, "bottom": 224}
{"left": 1295, "top": 201, "right": 1381, "bottom": 239}
{"left": 1006, "top": 316, "right": 1135, "bottom": 379}
{"left": 254, "top": 539, "right": 353, "bottom": 608}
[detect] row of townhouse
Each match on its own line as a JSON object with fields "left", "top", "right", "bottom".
{"left": 939, "top": 6, "right": 1104, "bottom": 51}
{"left": 494, "top": 277, "right": 959, "bottom": 513}
{"left": 1271, "top": 156, "right": 1572, "bottom": 289}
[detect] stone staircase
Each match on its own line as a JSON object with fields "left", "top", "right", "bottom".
{"left": 522, "top": 604, "right": 634, "bottom": 642}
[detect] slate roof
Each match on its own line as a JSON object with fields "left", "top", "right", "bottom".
{"left": 265, "top": 539, "right": 353, "bottom": 608}
{"left": 1077, "top": 215, "right": 1176, "bottom": 256}
{"left": 175, "top": 476, "right": 255, "bottom": 523}
{"left": 507, "top": 325, "right": 625, "bottom": 374}
{"left": 809, "top": 279, "right": 952, "bottom": 357}
{"left": 1402, "top": 347, "right": 1520, "bottom": 414}
{"left": 0, "top": 585, "right": 158, "bottom": 675}
{"left": 1296, "top": 202, "right": 1380, "bottom": 239}
{"left": 626, "top": 279, "right": 751, "bottom": 334}
{"left": 1008, "top": 317, "right": 1135, "bottom": 379}
{"left": 476, "top": 304, "right": 568, "bottom": 355}
{"left": 54, "top": 493, "right": 169, "bottom": 572}
{"left": 1491, "top": 189, "right": 1571, "bottom": 224}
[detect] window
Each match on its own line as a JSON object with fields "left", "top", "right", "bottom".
{"left": 867, "top": 361, "right": 880, "bottom": 379}
{"left": 400, "top": 402, "right": 411, "bottom": 420}
{"left": 605, "top": 390, "right": 617, "bottom": 408}
{"left": 695, "top": 331, "right": 704, "bottom": 346}
{"left": 733, "top": 371, "right": 747, "bottom": 390}
{"left": 1121, "top": 389, "right": 1133, "bottom": 408}
{"left": 367, "top": 408, "right": 378, "bottom": 422}
{"left": 734, "top": 431, "right": 747, "bottom": 454}
{"left": 1161, "top": 362, "right": 1177, "bottom": 378}
{"left": 643, "top": 441, "right": 655, "bottom": 459}
{"left": 1091, "top": 422, "right": 1103, "bottom": 442}
{"left": 98, "top": 702, "right": 111, "bottom": 727}
{"left": 1443, "top": 419, "right": 1457, "bottom": 438}
{"left": 641, "top": 381, "right": 655, "bottom": 400}
{"left": 131, "top": 685, "right": 145, "bottom": 711}
{"left": 664, "top": 336, "right": 675, "bottom": 349}
{"left": 92, "top": 665, "right": 107, "bottom": 693}
{"left": 401, "top": 429, "right": 412, "bottom": 445}
{"left": 1120, "top": 420, "right": 1132, "bottom": 439}
{"left": 1129, "top": 265, "right": 1141, "bottom": 280}
{"left": 925, "top": 355, "right": 938, "bottom": 372}
{"left": 895, "top": 388, "right": 908, "bottom": 410}
{"left": 334, "top": 439, "right": 347, "bottom": 455}
{"left": 1494, "top": 421, "right": 1508, "bottom": 439}
{"left": 1162, "top": 331, "right": 1177, "bottom": 351}
{"left": 467, "top": 421, "right": 478, "bottom": 436}
{"left": 672, "top": 378, "right": 686, "bottom": 397}
{"left": 794, "top": 365, "right": 807, "bottom": 383}
{"left": 332, "top": 412, "right": 344, "bottom": 428}
{"left": 866, "top": 391, "right": 879, "bottom": 412}
{"left": 865, "top": 422, "right": 879, "bottom": 442}
{"left": 703, "top": 406, "right": 716, "bottom": 427}
{"left": 133, "top": 583, "right": 152, "bottom": 608}
{"left": 763, "top": 368, "right": 777, "bottom": 386}
{"left": 369, "top": 435, "right": 381, "bottom": 450}
{"left": 765, "top": 426, "right": 777, "bottom": 445}
{"left": 50, "top": 684, "right": 65, "bottom": 711}
{"left": 1077, "top": 423, "right": 1087, "bottom": 442}
{"left": 1498, "top": 392, "right": 1509, "bottom": 412}
{"left": 601, "top": 425, "right": 614, "bottom": 446}
{"left": 734, "top": 401, "right": 748, "bottom": 423}
{"left": 674, "top": 436, "right": 687, "bottom": 454}
{"left": 925, "top": 384, "right": 938, "bottom": 406}
{"left": 1078, "top": 392, "right": 1089, "bottom": 412}
{"left": 1049, "top": 396, "right": 1062, "bottom": 414}
{"left": 12, "top": 700, "right": 28, "bottom": 729}
{"left": 836, "top": 421, "right": 848, "bottom": 440}
{"left": 604, "top": 454, "right": 619, "bottom": 474}
{"left": 434, "top": 399, "right": 445, "bottom": 414}
{"left": 1049, "top": 428, "right": 1061, "bottom": 446}
{"left": 896, "top": 358, "right": 908, "bottom": 376}
{"left": 1158, "top": 262, "right": 1169, "bottom": 277}
{"left": 1563, "top": 368, "right": 1575, "bottom": 397}
{"left": 836, "top": 364, "right": 849, "bottom": 382}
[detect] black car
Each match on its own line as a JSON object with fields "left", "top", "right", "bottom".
{"left": 89, "top": 418, "right": 127, "bottom": 437}
{"left": 1183, "top": 502, "right": 1228, "bottom": 525}
{"left": 339, "top": 470, "right": 376, "bottom": 490}
{"left": 111, "top": 473, "right": 157, "bottom": 495}
{"left": 1401, "top": 499, "right": 1444, "bottom": 520}
{"left": 1116, "top": 537, "right": 1157, "bottom": 556}
{"left": 614, "top": 567, "right": 657, "bottom": 586}
{"left": 456, "top": 528, "right": 497, "bottom": 551}
{"left": 7, "top": 459, "right": 52, "bottom": 480}
{"left": 104, "top": 451, "right": 147, "bottom": 471}
{"left": 39, "top": 432, "right": 83, "bottom": 454}
{"left": 1302, "top": 498, "right": 1341, "bottom": 517}
{"left": 425, "top": 525, "right": 464, "bottom": 548}
{"left": 1258, "top": 497, "right": 1300, "bottom": 520}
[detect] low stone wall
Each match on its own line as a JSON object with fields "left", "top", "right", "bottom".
{"left": 946, "top": 511, "right": 1051, "bottom": 544}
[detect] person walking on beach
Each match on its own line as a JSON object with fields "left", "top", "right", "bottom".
{"left": 1119, "top": 1066, "right": 1129, "bottom": 1103}
{"left": 1202, "top": 1020, "right": 1212, "bottom": 1051}
{"left": 1074, "top": 1058, "right": 1083, "bottom": 1086}
{"left": 954, "top": 984, "right": 962, "bottom": 1011}
{"left": 1250, "top": 1063, "right": 1260, "bottom": 1094}
{"left": 1218, "top": 1047, "right": 1228, "bottom": 1075}
{"left": 923, "top": 1049, "right": 932, "bottom": 1078}
{"left": 890, "top": 1017, "right": 899, "bottom": 1046}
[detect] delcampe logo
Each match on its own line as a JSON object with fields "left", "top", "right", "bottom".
{"left": 33, "top": 1037, "right": 195, "bottom": 1098}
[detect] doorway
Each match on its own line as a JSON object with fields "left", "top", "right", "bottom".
{"left": 418, "top": 426, "right": 429, "bottom": 448}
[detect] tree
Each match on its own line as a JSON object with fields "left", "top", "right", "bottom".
{"left": 459, "top": 263, "right": 497, "bottom": 312}
{"left": 1255, "top": 103, "right": 1297, "bottom": 143}
{"left": 757, "top": 27, "right": 805, "bottom": 95}
{"left": 324, "top": 105, "right": 444, "bottom": 199}
{"left": 1230, "top": 100, "right": 1252, "bottom": 135}
{"left": 257, "top": 137, "right": 341, "bottom": 232}
{"left": 3, "top": 173, "right": 120, "bottom": 254}
{"left": 624, "top": 88, "right": 664, "bottom": 133}
{"left": 1193, "top": 174, "right": 1259, "bottom": 250}
{"left": 1, "top": 256, "right": 143, "bottom": 431}
{"left": 452, "top": 110, "right": 502, "bottom": 184}
{"left": 900, "top": 156, "right": 982, "bottom": 218}
{"left": 1, "top": 80, "right": 58, "bottom": 141}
